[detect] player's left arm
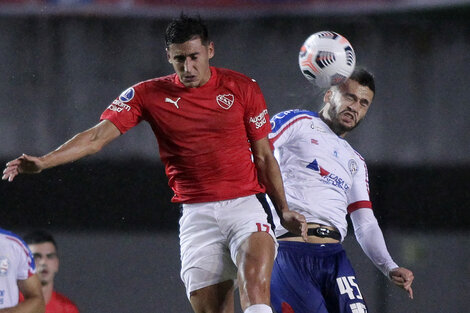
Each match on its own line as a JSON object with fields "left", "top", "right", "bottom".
{"left": 350, "top": 208, "right": 414, "bottom": 299}
{"left": 251, "top": 137, "right": 307, "bottom": 240}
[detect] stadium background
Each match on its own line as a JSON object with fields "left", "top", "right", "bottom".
{"left": 1, "top": 0, "right": 469, "bottom": 312}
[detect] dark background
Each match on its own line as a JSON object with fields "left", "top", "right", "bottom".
{"left": 2, "top": 161, "right": 470, "bottom": 231}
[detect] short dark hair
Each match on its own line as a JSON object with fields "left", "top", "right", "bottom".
{"left": 349, "top": 67, "right": 375, "bottom": 94}
{"left": 23, "top": 230, "right": 58, "bottom": 251}
{"left": 165, "top": 14, "right": 209, "bottom": 48}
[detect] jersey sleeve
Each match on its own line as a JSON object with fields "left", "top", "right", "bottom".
{"left": 100, "top": 83, "right": 145, "bottom": 134}
{"left": 269, "top": 110, "right": 312, "bottom": 149}
{"left": 12, "top": 237, "right": 36, "bottom": 280}
{"left": 347, "top": 152, "right": 372, "bottom": 213}
{"left": 243, "top": 80, "right": 271, "bottom": 142}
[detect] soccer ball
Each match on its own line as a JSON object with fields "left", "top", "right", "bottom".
{"left": 298, "top": 31, "right": 356, "bottom": 88}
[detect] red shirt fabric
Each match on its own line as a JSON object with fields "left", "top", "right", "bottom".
{"left": 101, "top": 67, "right": 271, "bottom": 203}
{"left": 19, "top": 291, "right": 79, "bottom": 313}
{"left": 46, "top": 291, "right": 79, "bottom": 313}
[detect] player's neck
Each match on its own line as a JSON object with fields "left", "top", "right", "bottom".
{"left": 42, "top": 282, "right": 54, "bottom": 304}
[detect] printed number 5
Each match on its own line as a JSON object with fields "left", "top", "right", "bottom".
{"left": 256, "top": 223, "right": 270, "bottom": 233}
{"left": 336, "top": 276, "right": 363, "bottom": 300}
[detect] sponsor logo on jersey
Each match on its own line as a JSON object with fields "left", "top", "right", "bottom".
{"left": 0, "top": 257, "right": 9, "bottom": 276}
{"left": 216, "top": 94, "right": 234, "bottom": 110}
{"left": 311, "top": 138, "right": 319, "bottom": 145}
{"left": 250, "top": 109, "right": 268, "bottom": 129}
{"left": 107, "top": 99, "right": 131, "bottom": 113}
{"left": 348, "top": 159, "right": 358, "bottom": 175}
{"left": 307, "top": 159, "right": 350, "bottom": 191}
{"left": 119, "top": 87, "right": 135, "bottom": 102}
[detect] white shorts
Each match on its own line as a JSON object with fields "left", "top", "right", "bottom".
{"left": 179, "top": 194, "right": 278, "bottom": 299}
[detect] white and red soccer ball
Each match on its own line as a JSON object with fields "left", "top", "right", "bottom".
{"left": 299, "top": 31, "right": 356, "bottom": 88}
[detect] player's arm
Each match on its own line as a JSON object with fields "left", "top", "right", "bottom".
{"left": 251, "top": 137, "right": 307, "bottom": 240}
{"left": 0, "top": 275, "right": 45, "bottom": 313}
{"left": 350, "top": 208, "right": 414, "bottom": 299}
{"left": 2, "top": 120, "right": 120, "bottom": 182}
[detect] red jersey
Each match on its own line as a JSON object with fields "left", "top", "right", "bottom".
{"left": 101, "top": 67, "right": 271, "bottom": 203}
{"left": 19, "top": 291, "right": 79, "bottom": 313}
{"left": 46, "top": 291, "right": 79, "bottom": 313}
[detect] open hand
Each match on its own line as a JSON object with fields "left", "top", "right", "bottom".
{"left": 2, "top": 154, "right": 44, "bottom": 182}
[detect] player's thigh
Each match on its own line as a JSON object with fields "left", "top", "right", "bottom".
{"left": 325, "top": 253, "right": 368, "bottom": 313}
{"left": 180, "top": 202, "right": 238, "bottom": 299}
{"left": 221, "top": 194, "right": 277, "bottom": 265}
{"left": 190, "top": 280, "right": 235, "bottom": 313}
{"left": 270, "top": 247, "right": 329, "bottom": 313}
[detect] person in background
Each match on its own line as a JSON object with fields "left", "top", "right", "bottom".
{"left": 23, "top": 231, "right": 79, "bottom": 313}
{"left": 0, "top": 227, "right": 45, "bottom": 313}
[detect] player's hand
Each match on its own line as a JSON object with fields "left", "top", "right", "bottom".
{"left": 280, "top": 210, "right": 308, "bottom": 242}
{"left": 2, "top": 154, "right": 44, "bottom": 182}
{"left": 389, "top": 267, "right": 414, "bottom": 299}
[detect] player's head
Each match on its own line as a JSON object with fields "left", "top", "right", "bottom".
{"left": 24, "top": 230, "right": 59, "bottom": 287}
{"left": 320, "top": 68, "right": 375, "bottom": 137}
{"left": 165, "top": 14, "right": 214, "bottom": 88}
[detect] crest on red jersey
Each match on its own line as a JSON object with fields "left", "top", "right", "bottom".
{"left": 216, "top": 94, "right": 234, "bottom": 110}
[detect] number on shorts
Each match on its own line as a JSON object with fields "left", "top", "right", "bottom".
{"left": 256, "top": 223, "right": 270, "bottom": 233}
{"left": 336, "top": 276, "right": 363, "bottom": 300}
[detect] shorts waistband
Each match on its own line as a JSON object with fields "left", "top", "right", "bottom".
{"left": 278, "top": 240, "right": 344, "bottom": 255}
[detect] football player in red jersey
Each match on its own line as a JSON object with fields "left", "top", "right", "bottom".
{"left": 2, "top": 14, "right": 307, "bottom": 313}
{"left": 23, "top": 231, "right": 79, "bottom": 313}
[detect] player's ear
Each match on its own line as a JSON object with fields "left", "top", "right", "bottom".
{"left": 324, "top": 89, "right": 332, "bottom": 104}
{"left": 207, "top": 41, "right": 215, "bottom": 60}
{"left": 166, "top": 48, "right": 172, "bottom": 64}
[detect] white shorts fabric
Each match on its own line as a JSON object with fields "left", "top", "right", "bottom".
{"left": 179, "top": 194, "right": 278, "bottom": 299}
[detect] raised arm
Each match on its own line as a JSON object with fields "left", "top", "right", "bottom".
{"left": 350, "top": 208, "right": 414, "bottom": 299}
{"left": 0, "top": 274, "right": 45, "bottom": 313}
{"left": 2, "top": 120, "right": 121, "bottom": 182}
{"left": 251, "top": 137, "right": 307, "bottom": 240}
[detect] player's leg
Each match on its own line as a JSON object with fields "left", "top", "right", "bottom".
{"left": 189, "top": 280, "right": 235, "bottom": 313}
{"left": 180, "top": 202, "right": 239, "bottom": 313}
{"left": 324, "top": 249, "right": 368, "bottom": 313}
{"left": 270, "top": 241, "right": 329, "bottom": 313}
{"left": 236, "top": 231, "right": 275, "bottom": 312}
{"left": 220, "top": 194, "right": 278, "bottom": 313}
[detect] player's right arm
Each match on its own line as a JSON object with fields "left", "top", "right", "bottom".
{"left": 0, "top": 275, "right": 45, "bottom": 313}
{"left": 2, "top": 120, "right": 120, "bottom": 182}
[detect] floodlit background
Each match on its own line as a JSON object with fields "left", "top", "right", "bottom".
{"left": 1, "top": 0, "right": 469, "bottom": 312}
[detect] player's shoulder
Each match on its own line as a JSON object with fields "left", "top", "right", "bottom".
{"left": 215, "top": 67, "right": 258, "bottom": 85}
{"left": 341, "top": 140, "right": 367, "bottom": 165}
{"left": 138, "top": 73, "right": 176, "bottom": 88}
{"left": 118, "top": 74, "right": 177, "bottom": 101}
{"left": 0, "top": 228, "right": 30, "bottom": 252}
{"left": 270, "top": 109, "right": 318, "bottom": 133}
{"left": 52, "top": 291, "right": 79, "bottom": 309}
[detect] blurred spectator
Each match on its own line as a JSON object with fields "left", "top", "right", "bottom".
{"left": 23, "top": 231, "right": 79, "bottom": 313}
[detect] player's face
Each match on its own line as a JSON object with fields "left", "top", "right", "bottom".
{"left": 167, "top": 37, "right": 214, "bottom": 88}
{"left": 29, "top": 242, "right": 59, "bottom": 286}
{"left": 324, "top": 79, "right": 374, "bottom": 136}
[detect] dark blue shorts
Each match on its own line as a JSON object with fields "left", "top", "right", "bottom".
{"left": 270, "top": 241, "right": 368, "bottom": 313}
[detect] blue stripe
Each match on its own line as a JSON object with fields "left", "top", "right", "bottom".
{"left": 0, "top": 228, "right": 36, "bottom": 270}
{"left": 270, "top": 110, "right": 318, "bottom": 133}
